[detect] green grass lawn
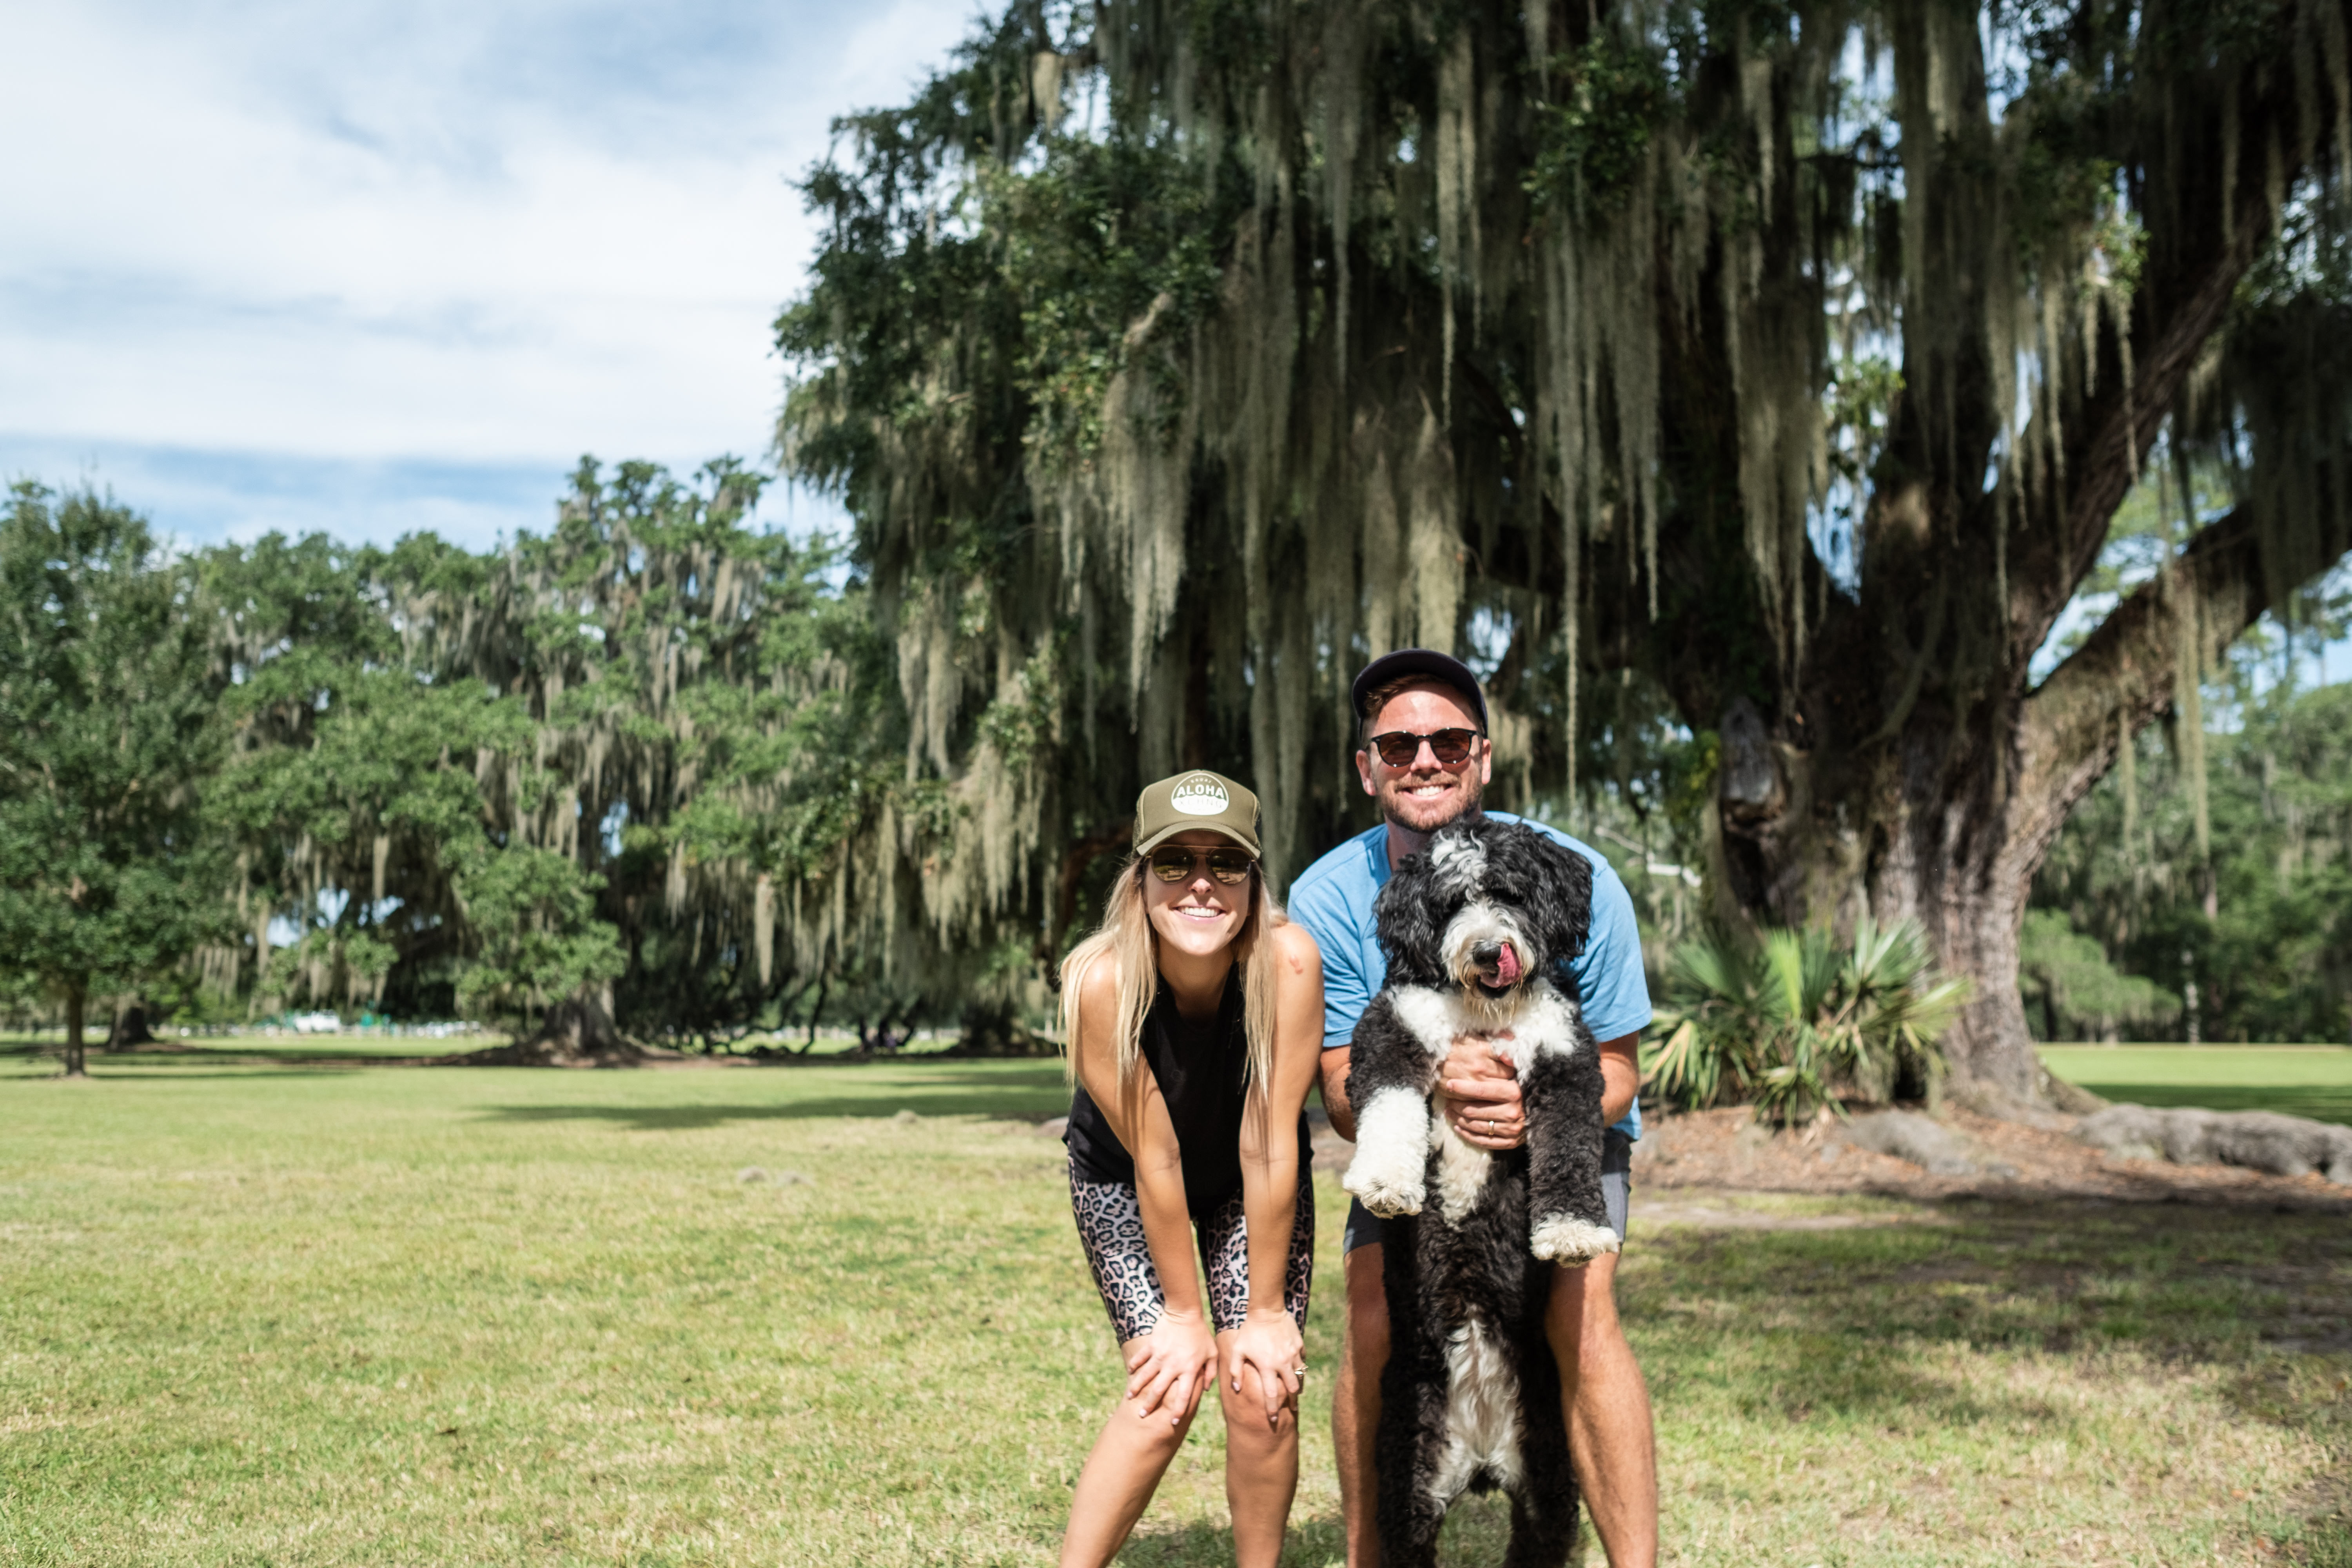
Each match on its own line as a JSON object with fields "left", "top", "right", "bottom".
{"left": 3, "top": 1056, "right": 2347, "bottom": 1566}
{"left": 2040, "top": 1044, "right": 2352, "bottom": 1126}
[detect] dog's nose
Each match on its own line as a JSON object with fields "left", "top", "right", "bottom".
{"left": 1471, "top": 940, "right": 1501, "bottom": 966}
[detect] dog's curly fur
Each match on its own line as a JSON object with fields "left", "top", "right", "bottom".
{"left": 1342, "top": 819, "right": 1618, "bottom": 1568}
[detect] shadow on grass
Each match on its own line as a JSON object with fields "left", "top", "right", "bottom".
{"left": 2064, "top": 1081, "right": 2352, "bottom": 1126}
{"left": 1, "top": 1067, "right": 423, "bottom": 1082}
{"left": 1118, "top": 1499, "right": 1578, "bottom": 1566}
{"left": 1629, "top": 1198, "right": 2352, "bottom": 1420}
{"left": 480, "top": 1071, "right": 1069, "bottom": 1131}
{"left": 1117, "top": 1510, "right": 1346, "bottom": 1566}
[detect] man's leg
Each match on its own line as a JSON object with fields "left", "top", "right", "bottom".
{"left": 1334, "top": 1201, "right": 1388, "bottom": 1568}
{"left": 1546, "top": 1136, "right": 1656, "bottom": 1567}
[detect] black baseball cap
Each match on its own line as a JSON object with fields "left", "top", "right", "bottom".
{"left": 1351, "top": 648, "right": 1489, "bottom": 731}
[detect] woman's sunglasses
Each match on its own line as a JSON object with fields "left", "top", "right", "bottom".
{"left": 1148, "top": 846, "right": 1258, "bottom": 886}
{"left": 1366, "top": 727, "right": 1484, "bottom": 768}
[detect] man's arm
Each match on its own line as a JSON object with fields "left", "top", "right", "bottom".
{"left": 1289, "top": 867, "right": 1370, "bottom": 1142}
{"left": 1597, "top": 1033, "right": 1638, "bottom": 1127}
{"left": 1319, "top": 1045, "right": 1359, "bottom": 1142}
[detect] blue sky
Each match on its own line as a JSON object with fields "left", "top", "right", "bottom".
{"left": 0, "top": 0, "right": 979, "bottom": 552}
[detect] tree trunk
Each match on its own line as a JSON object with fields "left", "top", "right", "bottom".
{"left": 1703, "top": 501, "right": 2292, "bottom": 1106}
{"left": 106, "top": 1004, "right": 158, "bottom": 1050}
{"left": 950, "top": 998, "right": 1056, "bottom": 1056}
{"left": 62, "top": 985, "right": 86, "bottom": 1079}
{"left": 463, "top": 986, "right": 648, "bottom": 1066}
{"left": 800, "top": 968, "right": 830, "bottom": 1053}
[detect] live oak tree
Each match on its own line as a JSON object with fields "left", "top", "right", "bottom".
{"left": 200, "top": 460, "right": 897, "bottom": 1058}
{"left": 780, "top": 0, "right": 2352, "bottom": 1101}
{"left": 202, "top": 530, "right": 624, "bottom": 1046}
{"left": 0, "top": 485, "right": 223, "bottom": 1077}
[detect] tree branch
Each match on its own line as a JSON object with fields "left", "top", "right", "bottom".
{"left": 2006, "top": 244, "right": 2259, "bottom": 668}
{"left": 2007, "top": 58, "right": 2323, "bottom": 668}
{"left": 2013, "top": 506, "right": 2308, "bottom": 866}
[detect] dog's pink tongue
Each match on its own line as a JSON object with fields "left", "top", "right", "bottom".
{"left": 1494, "top": 945, "right": 1521, "bottom": 984}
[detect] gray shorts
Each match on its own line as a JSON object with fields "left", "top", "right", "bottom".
{"left": 1342, "top": 1127, "right": 1634, "bottom": 1255}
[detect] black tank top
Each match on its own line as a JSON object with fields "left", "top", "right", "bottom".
{"left": 1065, "top": 969, "right": 1313, "bottom": 1218}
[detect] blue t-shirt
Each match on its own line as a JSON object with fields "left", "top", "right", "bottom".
{"left": 1287, "top": 811, "right": 1648, "bottom": 1138}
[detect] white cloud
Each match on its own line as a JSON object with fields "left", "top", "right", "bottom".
{"left": 0, "top": 0, "right": 975, "bottom": 544}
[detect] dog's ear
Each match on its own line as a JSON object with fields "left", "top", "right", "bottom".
{"left": 1374, "top": 851, "right": 1449, "bottom": 988}
{"left": 1525, "top": 830, "right": 1593, "bottom": 968}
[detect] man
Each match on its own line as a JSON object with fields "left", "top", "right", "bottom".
{"left": 1286, "top": 648, "right": 1659, "bottom": 1568}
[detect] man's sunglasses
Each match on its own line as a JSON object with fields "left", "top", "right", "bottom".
{"left": 1366, "top": 728, "right": 1485, "bottom": 768}
{"left": 1148, "top": 846, "right": 1258, "bottom": 886}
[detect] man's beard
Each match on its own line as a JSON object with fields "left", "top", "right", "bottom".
{"left": 1382, "top": 773, "right": 1483, "bottom": 833}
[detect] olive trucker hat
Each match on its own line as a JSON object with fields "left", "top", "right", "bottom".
{"left": 1132, "top": 770, "right": 1262, "bottom": 859}
{"left": 1350, "top": 647, "right": 1490, "bottom": 730}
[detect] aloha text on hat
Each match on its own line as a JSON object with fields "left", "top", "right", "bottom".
{"left": 1169, "top": 773, "right": 1230, "bottom": 816}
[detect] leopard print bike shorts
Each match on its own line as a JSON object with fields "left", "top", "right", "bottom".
{"left": 1068, "top": 1164, "right": 1314, "bottom": 1346}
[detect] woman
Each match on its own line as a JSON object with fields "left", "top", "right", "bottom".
{"left": 1058, "top": 770, "right": 1324, "bottom": 1568}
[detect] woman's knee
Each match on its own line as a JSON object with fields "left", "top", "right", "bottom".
{"left": 1217, "top": 1390, "right": 1299, "bottom": 1455}
{"left": 1114, "top": 1397, "right": 1198, "bottom": 1460}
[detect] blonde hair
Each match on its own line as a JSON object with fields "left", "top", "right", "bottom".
{"left": 1060, "top": 853, "right": 1287, "bottom": 1110}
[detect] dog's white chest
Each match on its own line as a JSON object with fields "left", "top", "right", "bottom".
{"left": 1428, "top": 1113, "right": 1491, "bottom": 1223}
{"left": 1387, "top": 983, "right": 1584, "bottom": 1063}
{"left": 1429, "top": 1317, "right": 1525, "bottom": 1504}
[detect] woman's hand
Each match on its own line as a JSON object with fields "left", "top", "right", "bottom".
{"left": 1125, "top": 1310, "right": 1217, "bottom": 1427}
{"left": 1225, "top": 1309, "right": 1306, "bottom": 1430}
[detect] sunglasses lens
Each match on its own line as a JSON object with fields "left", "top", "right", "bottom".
{"left": 1150, "top": 848, "right": 1258, "bottom": 884}
{"left": 1372, "top": 729, "right": 1479, "bottom": 766}
{"left": 1208, "top": 852, "right": 1254, "bottom": 884}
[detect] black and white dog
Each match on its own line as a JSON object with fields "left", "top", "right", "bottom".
{"left": 1342, "top": 818, "right": 1619, "bottom": 1568}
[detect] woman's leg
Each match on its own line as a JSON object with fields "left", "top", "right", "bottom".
{"left": 1061, "top": 1343, "right": 1198, "bottom": 1568}
{"left": 1063, "top": 1173, "right": 1195, "bottom": 1568}
{"left": 1204, "top": 1180, "right": 1315, "bottom": 1568}
{"left": 1216, "top": 1330, "right": 1299, "bottom": 1568}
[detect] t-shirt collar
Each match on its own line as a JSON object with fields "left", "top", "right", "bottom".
{"left": 1369, "top": 808, "right": 1508, "bottom": 890}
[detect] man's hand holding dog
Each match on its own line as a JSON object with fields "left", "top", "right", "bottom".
{"left": 1443, "top": 1030, "right": 1642, "bottom": 1149}
{"left": 1440, "top": 1032, "right": 1528, "bottom": 1150}
{"left": 1126, "top": 1309, "right": 1218, "bottom": 1427}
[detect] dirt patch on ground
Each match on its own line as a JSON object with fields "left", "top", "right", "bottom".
{"left": 1030, "top": 1102, "right": 2352, "bottom": 1228}
{"left": 1633, "top": 1104, "right": 2352, "bottom": 1213}
{"left": 1294, "top": 1102, "right": 2352, "bottom": 1216}
{"left": 1628, "top": 1197, "right": 1941, "bottom": 1230}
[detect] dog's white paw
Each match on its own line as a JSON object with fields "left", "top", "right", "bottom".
{"left": 1530, "top": 1214, "right": 1621, "bottom": 1262}
{"left": 1360, "top": 1181, "right": 1426, "bottom": 1219}
{"left": 1342, "top": 1156, "right": 1426, "bottom": 1218}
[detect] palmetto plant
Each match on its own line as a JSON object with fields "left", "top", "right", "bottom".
{"left": 1643, "top": 918, "right": 1969, "bottom": 1125}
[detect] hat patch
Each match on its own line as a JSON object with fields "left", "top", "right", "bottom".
{"left": 1169, "top": 773, "right": 1230, "bottom": 816}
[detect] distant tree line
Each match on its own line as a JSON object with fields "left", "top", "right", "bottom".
{"left": 0, "top": 465, "right": 956, "bottom": 1073}
{"left": 2030, "top": 650, "right": 2352, "bottom": 1045}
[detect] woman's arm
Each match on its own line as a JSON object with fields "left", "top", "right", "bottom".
{"left": 1228, "top": 922, "right": 1324, "bottom": 1426}
{"left": 1070, "top": 954, "right": 1216, "bottom": 1426}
